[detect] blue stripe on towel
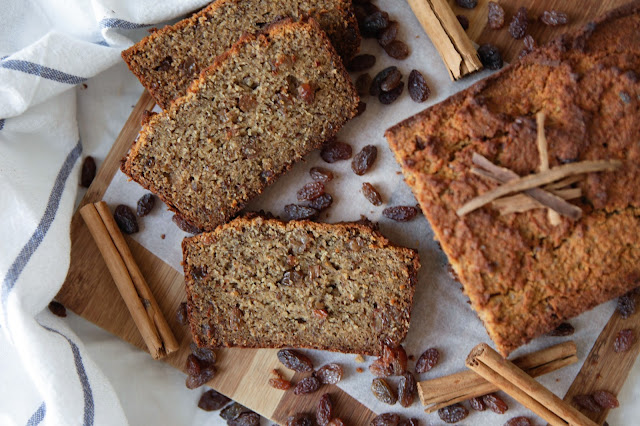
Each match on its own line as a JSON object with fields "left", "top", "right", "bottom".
{"left": 0, "top": 60, "right": 87, "bottom": 85}
{"left": 99, "top": 17, "right": 148, "bottom": 30}
{"left": 0, "top": 119, "right": 4, "bottom": 131}
{"left": 26, "top": 402, "right": 46, "bottom": 426}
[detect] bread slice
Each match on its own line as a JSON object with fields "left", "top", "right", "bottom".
{"left": 385, "top": 2, "right": 640, "bottom": 356}
{"left": 122, "top": 0, "right": 360, "bottom": 109}
{"left": 121, "top": 19, "right": 359, "bottom": 232}
{"left": 182, "top": 215, "right": 420, "bottom": 355}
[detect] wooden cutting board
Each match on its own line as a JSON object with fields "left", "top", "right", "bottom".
{"left": 57, "top": 1, "right": 638, "bottom": 424}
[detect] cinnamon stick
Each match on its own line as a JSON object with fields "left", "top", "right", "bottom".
{"left": 536, "top": 112, "right": 561, "bottom": 225}
{"left": 406, "top": 0, "right": 482, "bottom": 80}
{"left": 493, "top": 188, "right": 581, "bottom": 215}
{"left": 80, "top": 202, "right": 179, "bottom": 359}
{"left": 466, "top": 343, "right": 597, "bottom": 426}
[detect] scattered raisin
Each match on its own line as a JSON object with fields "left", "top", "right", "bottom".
{"left": 284, "top": 204, "right": 319, "bottom": 221}
{"left": 509, "top": 7, "right": 528, "bottom": 39}
{"left": 487, "top": 2, "right": 505, "bottom": 29}
{"left": 469, "top": 396, "right": 486, "bottom": 411}
{"left": 172, "top": 214, "right": 201, "bottom": 234}
{"left": 370, "top": 345, "right": 407, "bottom": 377}
{"left": 297, "top": 182, "right": 325, "bottom": 201}
{"left": 398, "top": 372, "right": 417, "bottom": 407}
{"left": 593, "top": 390, "right": 619, "bottom": 409}
{"left": 197, "top": 389, "right": 230, "bottom": 411}
{"left": 523, "top": 35, "right": 536, "bottom": 51}
{"left": 379, "top": 81, "right": 404, "bottom": 105}
{"left": 573, "top": 394, "right": 602, "bottom": 412}
{"left": 455, "top": 0, "right": 477, "bottom": 9}
{"left": 328, "top": 419, "right": 345, "bottom": 426}
{"left": 315, "top": 364, "right": 344, "bottom": 384}
{"left": 415, "top": 348, "right": 440, "bottom": 373}
{"left": 548, "top": 322, "right": 575, "bottom": 336}
{"left": 355, "top": 101, "right": 367, "bottom": 117}
{"left": 185, "top": 365, "right": 216, "bottom": 389}
{"left": 541, "top": 10, "right": 569, "bottom": 26}
{"left": 378, "top": 21, "right": 399, "bottom": 47}
{"left": 176, "top": 302, "right": 188, "bottom": 325}
{"left": 456, "top": 15, "right": 469, "bottom": 30}
{"left": 228, "top": 412, "right": 260, "bottom": 426}
{"left": 221, "top": 403, "right": 249, "bottom": 421}
{"left": 287, "top": 413, "right": 314, "bottom": 426}
{"left": 398, "top": 419, "right": 419, "bottom": 426}
{"left": 370, "top": 67, "right": 397, "bottom": 96}
{"left": 80, "top": 156, "right": 96, "bottom": 188}
{"left": 321, "top": 140, "right": 352, "bottom": 163}
{"left": 136, "top": 193, "right": 155, "bottom": 217}
{"left": 352, "top": 145, "right": 378, "bottom": 175}
{"left": 347, "top": 54, "right": 377, "bottom": 72}
{"left": 438, "top": 403, "right": 469, "bottom": 423}
{"left": 614, "top": 329, "right": 635, "bottom": 352}
{"left": 362, "top": 183, "right": 383, "bottom": 206}
{"left": 356, "top": 73, "right": 372, "bottom": 97}
{"left": 371, "top": 378, "right": 397, "bottom": 405}
{"left": 316, "top": 393, "right": 333, "bottom": 426}
{"left": 185, "top": 354, "right": 205, "bottom": 376}
{"left": 380, "top": 68, "right": 403, "bottom": 92}
{"left": 48, "top": 301, "right": 67, "bottom": 317}
{"left": 294, "top": 376, "right": 321, "bottom": 395}
{"left": 371, "top": 413, "right": 400, "bottom": 426}
{"left": 362, "top": 11, "right": 390, "bottom": 38}
{"left": 408, "top": 70, "right": 430, "bottom": 103}
{"left": 483, "top": 393, "right": 508, "bottom": 414}
{"left": 383, "top": 206, "right": 417, "bottom": 222}
{"left": 477, "top": 44, "right": 503, "bottom": 70}
{"left": 384, "top": 40, "right": 409, "bottom": 60}
{"left": 504, "top": 417, "right": 532, "bottom": 426}
{"left": 269, "top": 377, "right": 292, "bottom": 390}
{"left": 114, "top": 205, "right": 139, "bottom": 234}
{"left": 310, "top": 167, "right": 334, "bottom": 183}
{"left": 190, "top": 342, "right": 216, "bottom": 364}
{"left": 617, "top": 291, "right": 636, "bottom": 319}
{"left": 308, "top": 194, "right": 333, "bottom": 211}
{"left": 277, "top": 349, "right": 314, "bottom": 372}
{"left": 369, "top": 360, "right": 393, "bottom": 378}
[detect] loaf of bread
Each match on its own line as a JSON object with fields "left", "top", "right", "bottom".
{"left": 182, "top": 215, "right": 420, "bottom": 355}
{"left": 122, "top": 0, "right": 360, "bottom": 109}
{"left": 385, "top": 2, "right": 640, "bottom": 355}
{"left": 121, "top": 19, "right": 359, "bottom": 232}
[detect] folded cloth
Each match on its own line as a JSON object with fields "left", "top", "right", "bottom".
{"left": 0, "top": 1, "right": 209, "bottom": 424}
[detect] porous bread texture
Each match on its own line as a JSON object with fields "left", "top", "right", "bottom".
{"left": 122, "top": 0, "right": 360, "bottom": 109}
{"left": 122, "top": 19, "right": 359, "bottom": 232}
{"left": 182, "top": 215, "right": 420, "bottom": 355}
{"left": 385, "top": 2, "right": 640, "bottom": 356}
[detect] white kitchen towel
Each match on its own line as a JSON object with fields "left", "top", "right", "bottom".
{"left": 0, "top": 1, "right": 209, "bottom": 425}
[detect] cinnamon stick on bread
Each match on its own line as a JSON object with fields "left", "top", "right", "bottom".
{"left": 385, "top": 2, "right": 640, "bottom": 356}
{"left": 122, "top": 0, "right": 360, "bottom": 109}
{"left": 122, "top": 19, "right": 359, "bottom": 232}
{"left": 182, "top": 215, "right": 420, "bottom": 355}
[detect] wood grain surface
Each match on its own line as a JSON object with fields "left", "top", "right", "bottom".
{"left": 57, "top": 0, "right": 636, "bottom": 424}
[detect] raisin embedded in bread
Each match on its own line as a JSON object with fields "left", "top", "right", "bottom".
{"left": 182, "top": 215, "right": 420, "bottom": 355}
{"left": 121, "top": 19, "right": 359, "bottom": 232}
{"left": 385, "top": 2, "right": 640, "bottom": 356}
{"left": 122, "top": 0, "right": 360, "bottom": 109}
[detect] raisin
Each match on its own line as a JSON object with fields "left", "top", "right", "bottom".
{"left": 80, "top": 156, "right": 96, "bottom": 188}
{"left": 398, "top": 372, "right": 417, "bottom": 407}
{"left": 455, "top": 0, "right": 477, "bottom": 9}
{"left": 362, "top": 183, "right": 383, "bottom": 206}
{"left": 176, "top": 302, "right": 188, "bottom": 325}
{"left": 378, "top": 21, "right": 398, "bottom": 47}
{"left": 415, "top": 347, "right": 439, "bottom": 373}
{"left": 114, "top": 205, "right": 139, "bottom": 234}
{"left": 408, "top": 70, "right": 430, "bottom": 103}
{"left": 220, "top": 403, "right": 249, "bottom": 421}
{"left": 48, "top": 301, "right": 67, "bottom": 317}
{"left": 509, "top": 7, "right": 528, "bottom": 39}
{"left": 371, "top": 413, "right": 400, "bottom": 426}
{"left": 308, "top": 194, "right": 333, "bottom": 211}
{"left": 438, "top": 403, "right": 469, "bottom": 423}
{"left": 228, "top": 412, "right": 260, "bottom": 426}
{"left": 352, "top": 145, "right": 378, "bottom": 175}
{"left": 284, "top": 204, "right": 319, "bottom": 221}
{"left": 379, "top": 81, "right": 404, "bottom": 105}
{"left": 136, "top": 193, "right": 155, "bottom": 217}
{"left": 197, "top": 389, "right": 230, "bottom": 411}
{"left": 383, "top": 206, "right": 417, "bottom": 222}
{"left": 172, "top": 214, "right": 201, "bottom": 234}
{"left": 269, "top": 377, "right": 292, "bottom": 390}
{"left": 185, "top": 354, "right": 205, "bottom": 376}
{"left": 297, "top": 182, "right": 325, "bottom": 201}
{"left": 523, "top": 35, "right": 536, "bottom": 51}
{"left": 190, "top": 342, "right": 217, "bottom": 364}
{"left": 477, "top": 44, "right": 503, "bottom": 70}
{"left": 315, "top": 364, "right": 343, "bottom": 385}
{"left": 593, "top": 390, "right": 619, "bottom": 409}
{"left": 487, "top": 2, "right": 505, "bottom": 29}
{"left": 617, "top": 291, "right": 636, "bottom": 318}
{"left": 371, "top": 378, "right": 397, "bottom": 404}
{"left": 384, "top": 40, "right": 409, "bottom": 60}
{"left": 155, "top": 56, "right": 172, "bottom": 72}
{"left": 456, "top": 15, "right": 469, "bottom": 30}
{"left": 388, "top": 345, "right": 408, "bottom": 375}
{"left": 356, "top": 73, "right": 372, "bottom": 97}
{"left": 380, "top": 68, "right": 403, "bottom": 92}
{"left": 185, "top": 365, "right": 216, "bottom": 389}
{"left": 294, "top": 376, "right": 321, "bottom": 395}
{"left": 355, "top": 101, "right": 367, "bottom": 117}
{"left": 321, "top": 140, "right": 352, "bottom": 163}
{"left": 296, "top": 83, "right": 315, "bottom": 104}
{"left": 483, "top": 393, "right": 508, "bottom": 414}
{"left": 347, "top": 54, "right": 377, "bottom": 72}
{"left": 369, "top": 359, "right": 393, "bottom": 377}
{"left": 278, "top": 349, "right": 314, "bottom": 372}
{"left": 362, "top": 11, "right": 390, "bottom": 38}
{"left": 370, "top": 67, "right": 397, "bottom": 96}
{"left": 469, "top": 396, "right": 486, "bottom": 411}
{"left": 541, "top": 10, "right": 569, "bottom": 26}
{"left": 398, "top": 419, "right": 419, "bottom": 426}
{"left": 287, "top": 413, "right": 314, "bottom": 426}
{"left": 328, "top": 419, "right": 345, "bottom": 426}
{"left": 573, "top": 394, "right": 602, "bottom": 412}
{"left": 310, "top": 167, "right": 334, "bottom": 182}
{"left": 316, "top": 393, "right": 332, "bottom": 426}
{"left": 504, "top": 417, "right": 532, "bottom": 426}
{"left": 548, "top": 322, "right": 575, "bottom": 336}
{"left": 614, "top": 329, "right": 635, "bottom": 352}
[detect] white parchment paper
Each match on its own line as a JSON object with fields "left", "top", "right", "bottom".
{"left": 102, "top": 1, "right": 622, "bottom": 423}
